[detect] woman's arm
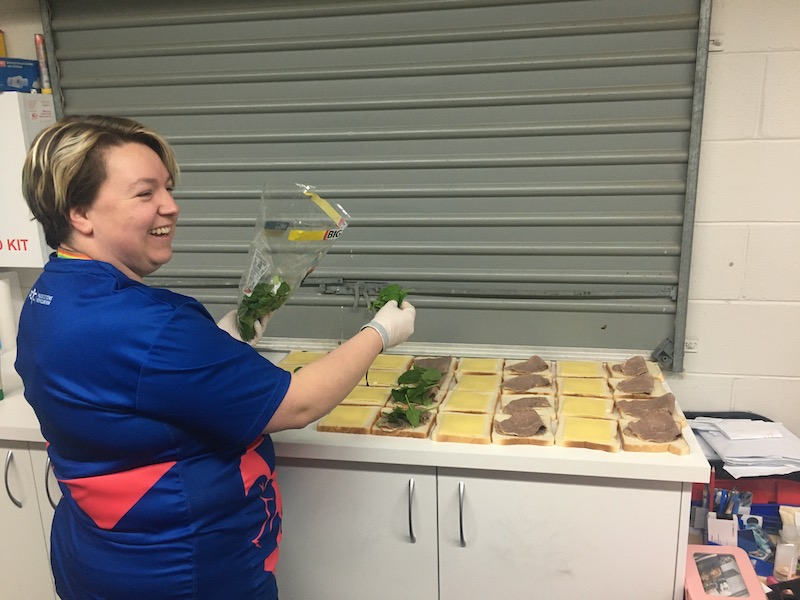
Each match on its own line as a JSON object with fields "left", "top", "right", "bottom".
{"left": 263, "top": 300, "right": 415, "bottom": 433}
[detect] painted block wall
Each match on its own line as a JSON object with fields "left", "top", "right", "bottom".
{"left": 2, "top": 0, "right": 799, "bottom": 433}
{"left": 667, "top": 0, "right": 800, "bottom": 434}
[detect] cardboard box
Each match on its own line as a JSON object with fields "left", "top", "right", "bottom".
{"left": 0, "top": 58, "right": 41, "bottom": 92}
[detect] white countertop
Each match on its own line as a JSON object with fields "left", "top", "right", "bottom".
{"left": 1, "top": 347, "right": 710, "bottom": 485}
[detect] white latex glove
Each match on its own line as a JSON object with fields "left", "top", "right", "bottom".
{"left": 360, "top": 300, "right": 416, "bottom": 351}
{"left": 216, "top": 309, "right": 270, "bottom": 347}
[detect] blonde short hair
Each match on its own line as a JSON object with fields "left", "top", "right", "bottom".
{"left": 22, "top": 115, "right": 180, "bottom": 249}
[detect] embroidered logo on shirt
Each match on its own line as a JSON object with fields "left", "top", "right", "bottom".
{"left": 28, "top": 288, "right": 53, "bottom": 306}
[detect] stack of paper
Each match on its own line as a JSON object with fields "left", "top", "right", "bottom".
{"left": 689, "top": 418, "right": 800, "bottom": 478}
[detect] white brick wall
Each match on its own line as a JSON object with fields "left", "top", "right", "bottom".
{"left": 667, "top": 0, "right": 800, "bottom": 433}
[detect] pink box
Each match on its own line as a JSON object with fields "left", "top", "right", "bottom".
{"left": 685, "top": 545, "right": 767, "bottom": 599}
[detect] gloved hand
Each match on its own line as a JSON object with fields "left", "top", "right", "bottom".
{"left": 360, "top": 300, "right": 416, "bottom": 351}
{"left": 216, "top": 310, "right": 270, "bottom": 347}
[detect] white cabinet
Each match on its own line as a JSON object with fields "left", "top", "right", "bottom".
{"left": 276, "top": 458, "right": 691, "bottom": 600}
{"left": 1, "top": 441, "right": 57, "bottom": 600}
{"left": 437, "top": 468, "right": 687, "bottom": 600}
{"left": 29, "top": 443, "right": 60, "bottom": 554}
{"left": 276, "top": 458, "right": 439, "bottom": 600}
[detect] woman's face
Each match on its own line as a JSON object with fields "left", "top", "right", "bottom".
{"left": 77, "top": 142, "right": 179, "bottom": 280}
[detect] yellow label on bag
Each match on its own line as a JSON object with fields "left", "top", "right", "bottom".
{"left": 287, "top": 228, "right": 344, "bottom": 241}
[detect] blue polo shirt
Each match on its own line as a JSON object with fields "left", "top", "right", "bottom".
{"left": 16, "top": 254, "right": 291, "bottom": 599}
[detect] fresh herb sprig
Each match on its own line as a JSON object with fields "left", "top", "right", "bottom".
{"left": 370, "top": 284, "right": 408, "bottom": 311}
{"left": 237, "top": 275, "right": 292, "bottom": 340}
{"left": 386, "top": 365, "right": 442, "bottom": 427}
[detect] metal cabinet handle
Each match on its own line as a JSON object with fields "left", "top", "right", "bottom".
{"left": 458, "top": 481, "right": 466, "bottom": 548}
{"left": 4, "top": 450, "right": 23, "bottom": 508}
{"left": 45, "top": 456, "right": 59, "bottom": 509}
{"left": 407, "top": 478, "right": 416, "bottom": 543}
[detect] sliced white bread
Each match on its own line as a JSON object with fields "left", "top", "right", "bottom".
{"left": 610, "top": 376, "right": 668, "bottom": 399}
{"left": 618, "top": 413, "right": 690, "bottom": 456}
{"left": 558, "top": 396, "right": 618, "bottom": 420}
{"left": 615, "top": 393, "right": 688, "bottom": 428}
{"left": 371, "top": 406, "right": 437, "bottom": 439}
{"left": 492, "top": 412, "right": 554, "bottom": 446}
{"left": 452, "top": 373, "right": 502, "bottom": 394}
{"left": 555, "top": 416, "right": 620, "bottom": 452}
{"left": 316, "top": 405, "right": 382, "bottom": 434}
{"left": 439, "top": 390, "right": 499, "bottom": 414}
{"left": 498, "top": 394, "right": 556, "bottom": 422}
{"left": 604, "top": 357, "right": 664, "bottom": 381}
{"left": 556, "top": 377, "right": 611, "bottom": 398}
{"left": 456, "top": 357, "right": 504, "bottom": 375}
{"left": 340, "top": 386, "right": 392, "bottom": 407}
{"left": 431, "top": 411, "right": 492, "bottom": 444}
{"left": 556, "top": 360, "right": 606, "bottom": 378}
{"left": 370, "top": 354, "right": 414, "bottom": 371}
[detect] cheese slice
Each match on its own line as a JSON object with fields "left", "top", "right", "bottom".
{"left": 453, "top": 373, "right": 502, "bottom": 393}
{"left": 431, "top": 412, "right": 492, "bottom": 444}
{"left": 556, "top": 360, "right": 606, "bottom": 378}
{"left": 457, "top": 357, "right": 504, "bottom": 374}
{"left": 316, "top": 405, "right": 381, "bottom": 434}
{"left": 558, "top": 396, "right": 616, "bottom": 420}
{"left": 340, "top": 386, "right": 392, "bottom": 406}
{"left": 365, "top": 369, "right": 405, "bottom": 387}
{"left": 370, "top": 354, "right": 414, "bottom": 371}
{"left": 440, "top": 390, "right": 498, "bottom": 414}
{"left": 278, "top": 350, "right": 328, "bottom": 368}
{"left": 556, "top": 416, "right": 619, "bottom": 452}
{"left": 557, "top": 377, "right": 611, "bottom": 398}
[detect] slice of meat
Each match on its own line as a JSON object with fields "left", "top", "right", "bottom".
{"left": 506, "top": 355, "right": 548, "bottom": 374}
{"left": 617, "top": 393, "right": 676, "bottom": 418}
{"left": 502, "top": 373, "right": 550, "bottom": 392}
{"left": 494, "top": 411, "right": 546, "bottom": 437}
{"left": 503, "top": 396, "right": 552, "bottom": 413}
{"left": 620, "top": 356, "right": 648, "bottom": 377}
{"left": 617, "top": 374, "right": 655, "bottom": 395}
{"left": 624, "top": 410, "right": 680, "bottom": 443}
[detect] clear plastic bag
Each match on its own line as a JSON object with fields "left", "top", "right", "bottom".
{"left": 236, "top": 183, "right": 349, "bottom": 340}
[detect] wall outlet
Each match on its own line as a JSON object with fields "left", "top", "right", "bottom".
{"left": 684, "top": 340, "right": 700, "bottom": 353}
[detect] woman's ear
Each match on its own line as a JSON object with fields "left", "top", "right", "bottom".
{"left": 69, "top": 205, "right": 93, "bottom": 236}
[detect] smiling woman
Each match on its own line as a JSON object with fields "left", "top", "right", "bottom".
{"left": 14, "top": 115, "right": 416, "bottom": 600}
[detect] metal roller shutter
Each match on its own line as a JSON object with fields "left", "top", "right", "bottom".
{"left": 41, "top": 0, "right": 709, "bottom": 370}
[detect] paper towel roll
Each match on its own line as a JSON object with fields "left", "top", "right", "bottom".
{"left": 0, "top": 273, "right": 20, "bottom": 353}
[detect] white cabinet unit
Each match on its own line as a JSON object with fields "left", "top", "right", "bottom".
{"left": 1, "top": 441, "right": 57, "bottom": 600}
{"left": 276, "top": 458, "right": 439, "bottom": 600}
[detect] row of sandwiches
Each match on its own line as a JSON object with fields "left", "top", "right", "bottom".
{"left": 278, "top": 351, "right": 689, "bottom": 455}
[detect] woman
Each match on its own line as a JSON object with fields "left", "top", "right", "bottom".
{"left": 16, "top": 115, "right": 415, "bottom": 599}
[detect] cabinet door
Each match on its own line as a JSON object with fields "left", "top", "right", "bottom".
{"left": 29, "top": 444, "right": 61, "bottom": 553}
{"left": 438, "top": 468, "right": 686, "bottom": 600}
{"left": 1, "top": 441, "right": 57, "bottom": 600}
{"left": 275, "top": 458, "right": 438, "bottom": 600}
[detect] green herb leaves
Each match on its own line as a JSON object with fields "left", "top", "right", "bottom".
{"left": 387, "top": 365, "right": 442, "bottom": 427}
{"left": 370, "top": 283, "right": 408, "bottom": 311}
{"left": 237, "top": 275, "right": 292, "bottom": 340}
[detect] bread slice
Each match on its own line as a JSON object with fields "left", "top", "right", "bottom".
{"left": 558, "top": 396, "right": 617, "bottom": 420}
{"left": 340, "top": 386, "right": 392, "bottom": 406}
{"left": 371, "top": 406, "right": 437, "bottom": 439}
{"left": 370, "top": 354, "right": 414, "bottom": 371}
{"left": 492, "top": 412, "right": 554, "bottom": 446}
{"left": 614, "top": 393, "right": 688, "bottom": 428}
{"left": 452, "top": 373, "right": 502, "bottom": 393}
{"left": 555, "top": 416, "right": 620, "bottom": 452}
{"left": 619, "top": 415, "right": 690, "bottom": 456}
{"left": 431, "top": 412, "right": 492, "bottom": 444}
{"left": 277, "top": 350, "right": 328, "bottom": 370}
{"left": 556, "top": 360, "right": 606, "bottom": 378}
{"left": 557, "top": 377, "right": 611, "bottom": 398}
{"left": 439, "top": 390, "right": 498, "bottom": 414}
{"left": 316, "top": 405, "right": 382, "bottom": 434}
{"left": 456, "top": 357, "right": 504, "bottom": 375}
{"left": 605, "top": 358, "right": 664, "bottom": 381}
{"left": 498, "top": 394, "right": 556, "bottom": 422}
